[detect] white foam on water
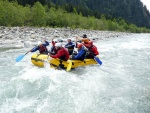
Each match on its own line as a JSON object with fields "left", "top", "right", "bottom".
{"left": 0, "top": 34, "right": 150, "bottom": 113}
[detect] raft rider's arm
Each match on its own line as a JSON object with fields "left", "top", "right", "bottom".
{"left": 43, "top": 38, "right": 49, "bottom": 46}
{"left": 76, "top": 36, "right": 82, "bottom": 41}
{"left": 30, "top": 46, "right": 39, "bottom": 52}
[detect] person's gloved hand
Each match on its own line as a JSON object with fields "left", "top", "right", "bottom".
{"left": 72, "top": 51, "right": 77, "bottom": 55}
{"left": 69, "top": 55, "right": 72, "bottom": 60}
{"left": 70, "top": 55, "right": 75, "bottom": 60}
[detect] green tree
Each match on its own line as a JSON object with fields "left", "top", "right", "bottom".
{"left": 46, "top": 7, "right": 59, "bottom": 27}
{"left": 73, "top": 7, "right": 77, "bottom": 15}
{"left": 0, "top": 1, "right": 5, "bottom": 25}
{"left": 31, "top": 2, "right": 46, "bottom": 26}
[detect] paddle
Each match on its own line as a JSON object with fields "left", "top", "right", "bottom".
{"left": 66, "top": 37, "right": 77, "bottom": 71}
{"left": 93, "top": 55, "right": 102, "bottom": 65}
{"left": 66, "top": 52, "right": 76, "bottom": 71}
{"left": 15, "top": 51, "right": 30, "bottom": 62}
{"left": 15, "top": 46, "right": 37, "bottom": 62}
{"left": 66, "top": 60, "right": 72, "bottom": 71}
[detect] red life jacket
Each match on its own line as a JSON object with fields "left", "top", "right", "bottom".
{"left": 59, "top": 48, "right": 69, "bottom": 61}
{"left": 89, "top": 45, "right": 99, "bottom": 56}
{"left": 39, "top": 45, "right": 48, "bottom": 54}
{"left": 50, "top": 47, "right": 69, "bottom": 61}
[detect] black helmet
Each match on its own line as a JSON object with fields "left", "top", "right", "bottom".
{"left": 82, "top": 34, "right": 87, "bottom": 38}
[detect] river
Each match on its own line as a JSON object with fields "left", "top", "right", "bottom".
{"left": 0, "top": 33, "right": 150, "bottom": 113}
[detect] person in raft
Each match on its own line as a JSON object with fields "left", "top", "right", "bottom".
{"left": 49, "top": 43, "right": 69, "bottom": 61}
{"left": 76, "top": 34, "right": 90, "bottom": 44}
{"left": 71, "top": 43, "right": 88, "bottom": 61}
{"left": 49, "top": 38, "right": 58, "bottom": 55}
{"left": 84, "top": 41, "right": 99, "bottom": 59}
{"left": 30, "top": 39, "right": 49, "bottom": 54}
{"left": 64, "top": 38, "right": 75, "bottom": 55}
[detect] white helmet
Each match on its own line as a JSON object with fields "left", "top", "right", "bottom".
{"left": 55, "top": 43, "right": 62, "bottom": 47}
{"left": 67, "top": 38, "right": 71, "bottom": 40}
{"left": 38, "top": 41, "right": 42, "bottom": 45}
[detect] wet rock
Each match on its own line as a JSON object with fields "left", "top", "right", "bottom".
{"left": 0, "top": 27, "right": 132, "bottom": 48}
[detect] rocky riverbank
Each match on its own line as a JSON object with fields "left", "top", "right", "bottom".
{"left": 0, "top": 26, "right": 132, "bottom": 48}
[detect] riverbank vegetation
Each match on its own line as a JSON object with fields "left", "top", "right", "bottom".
{"left": 0, "top": 1, "right": 150, "bottom": 33}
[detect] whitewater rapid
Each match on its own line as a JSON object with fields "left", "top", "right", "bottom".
{"left": 0, "top": 34, "right": 150, "bottom": 113}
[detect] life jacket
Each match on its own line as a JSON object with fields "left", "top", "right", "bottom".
{"left": 82, "top": 38, "right": 90, "bottom": 44}
{"left": 89, "top": 45, "right": 94, "bottom": 51}
{"left": 59, "top": 48, "right": 69, "bottom": 61}
{"left": 88, "top": 45, "right": 99, "bottom": 56}
{"left": 67, "top": 46, "right": 74, "bottom": 51}
{"left": 39, "top": 45, "right": 48, "bottom": 54}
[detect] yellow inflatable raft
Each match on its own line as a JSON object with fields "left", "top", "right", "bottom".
{"left": 31, "top": 54, "right": 98, "bottom": 71}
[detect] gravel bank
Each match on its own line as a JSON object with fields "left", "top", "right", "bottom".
{"left": 0, "top": 26, "right": 132, "bottom": 48}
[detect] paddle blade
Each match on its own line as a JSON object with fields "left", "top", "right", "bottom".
{"left": 66, "top": 60, "right": 72, "bottom": 71}
{"left": 15, "top": 54, "right": 25, "bottom": 62}
{"left": 94, "top": 56, "right": 102, "bottom": 65}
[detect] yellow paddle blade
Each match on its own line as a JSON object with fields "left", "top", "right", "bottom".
{"left": 66, "top": 60, "right": 72, "bottom": 71}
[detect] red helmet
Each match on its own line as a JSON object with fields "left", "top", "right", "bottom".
{"left": 77, "top": 43, "right": 82, "bottom": 49}
{"left": 88, "top": 41, "right": 93, "bottom": 45}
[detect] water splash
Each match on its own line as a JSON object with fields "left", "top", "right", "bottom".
{"left": 0, "top": 34, "right": 150, "bottom": 113}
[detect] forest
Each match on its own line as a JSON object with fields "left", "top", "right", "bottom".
{"left": 0, "top": 0, "right": 150, "bottom": 33}
{"left": 48, "top": 0, "right": 150, "bottom": 29}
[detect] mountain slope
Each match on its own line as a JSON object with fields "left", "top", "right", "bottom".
{"left": 49, "top": 0, "right": 150, "bottom": 28}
